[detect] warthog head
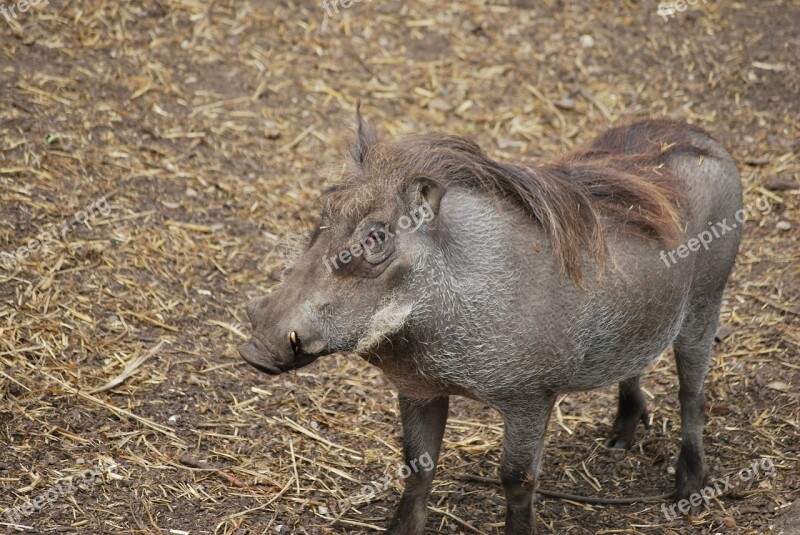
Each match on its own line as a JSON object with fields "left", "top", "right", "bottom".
{"left": 238, "top": 109, "right": 443, "bottom": 374}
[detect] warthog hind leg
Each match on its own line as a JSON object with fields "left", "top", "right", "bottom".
{"left": 605, "top": 374, "right": 650, "bottom": 449}
{"left": 673, "top": 294, "right": 725, "bottom": 513}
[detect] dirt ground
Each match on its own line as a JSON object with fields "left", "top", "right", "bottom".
{"left": 1, "top": 1, "right": 798, "bottom": 534}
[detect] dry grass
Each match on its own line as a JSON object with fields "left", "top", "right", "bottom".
{"left": 0, "top": 0, "right": 798, "bottom": 533}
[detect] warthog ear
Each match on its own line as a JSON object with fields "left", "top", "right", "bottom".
{"left": 405, "top": 176, "right": 446, "bottom": 219}
{"left": 351, "top": 100, "right": 377, "bottom": 166}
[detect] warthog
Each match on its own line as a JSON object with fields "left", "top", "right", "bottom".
{"left": 239, "top": 110, "right": 742, "bottom": 534}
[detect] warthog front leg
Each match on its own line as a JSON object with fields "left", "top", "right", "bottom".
{"left": 500, "top": 396, "right": 556, "bottom": 535}
{"left": 386, "top": 395, "right": 449, "bottom": 535}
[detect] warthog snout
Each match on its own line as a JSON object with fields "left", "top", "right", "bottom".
{"left": 237, "top": 336, "right": 282, "bottom": 375}
{"left": 245, "top": 295, "right": 267, "bottom": 325}
{"left": 239, "top": 293, "right": 329, "bottom": 375}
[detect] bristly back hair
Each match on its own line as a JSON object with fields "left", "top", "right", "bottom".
{"left": 333, "top": 115, "right": 712, "bottom": 284}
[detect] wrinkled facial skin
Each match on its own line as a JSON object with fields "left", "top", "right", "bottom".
{"left": 238, "top": 181, "right": 440, "bottom": 376}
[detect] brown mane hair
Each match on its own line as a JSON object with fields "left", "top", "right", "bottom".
{"left": 333, "top": 119, "right": 711, "bottom": 283}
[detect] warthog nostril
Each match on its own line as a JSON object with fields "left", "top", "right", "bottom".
{"left": 288, "top": 331, "right": 300, "bottom": 355}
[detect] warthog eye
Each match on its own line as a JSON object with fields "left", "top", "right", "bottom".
{"left": 362, "top": 224, "right": 394, "bottom": 266}
{"left": 364, "top": 228, "right": 388, "bottom": 250}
